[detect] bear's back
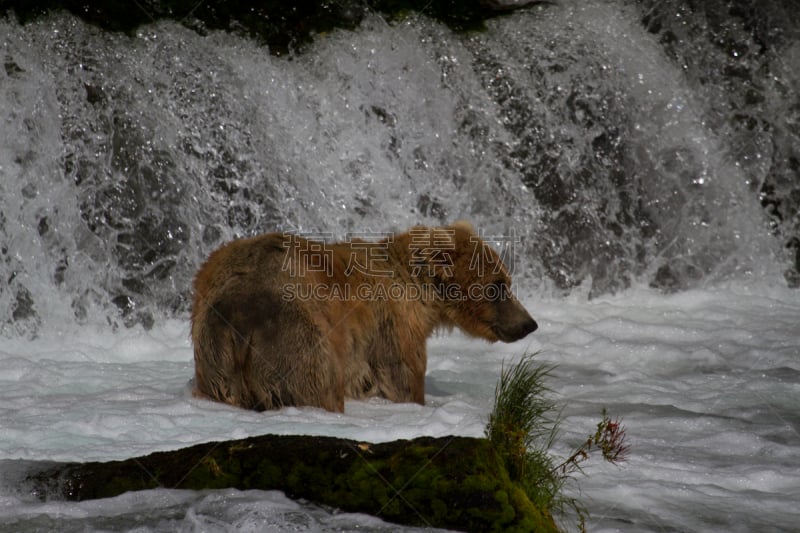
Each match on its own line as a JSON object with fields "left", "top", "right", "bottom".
{"left": 193, "top": 233, "right": 288, "bottom": 312}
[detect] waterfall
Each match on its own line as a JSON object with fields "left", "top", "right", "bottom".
{"left": 1, "top": 0, "right": 797, "bottom": 337}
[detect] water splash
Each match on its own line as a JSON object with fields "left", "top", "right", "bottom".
{"left": 0, "top": 1, "right": 795, "bottom": 336}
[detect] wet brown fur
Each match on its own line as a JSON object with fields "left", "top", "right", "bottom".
{"left": 191, "top": 221, "right": 537, "bottom": 412}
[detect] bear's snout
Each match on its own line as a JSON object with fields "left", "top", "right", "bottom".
{"left": 495, "top": 315, "right": 538, "bottom": 342}
{"left": 517, "top": 316, "right": 538, "bottom": 337}
{"left": 492, "top": 297, "right": 538, "bottom": 342}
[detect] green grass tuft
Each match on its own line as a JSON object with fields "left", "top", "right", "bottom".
{"left": 485, "top": 354, "right": 561, "bottom": 510}
{"left": 486, "top": 353, "right": 630, "bottom": 532}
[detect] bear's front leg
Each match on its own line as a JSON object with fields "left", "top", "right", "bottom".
{"left": 409, "top": 368, "right": 426, "bottom": 405}
{"left": 406, "top": 345, "right": 427, "bottom": 405}
{"left": 374, "top": 345, "right": 427, "bottom": 406}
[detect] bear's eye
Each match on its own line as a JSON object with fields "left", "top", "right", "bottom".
{"left": 488, "top": 281, "right": 507, "bottom": 301}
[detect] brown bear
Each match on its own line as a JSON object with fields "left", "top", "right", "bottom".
{"left": 191, "top": 221, "right": 537, "bottom": 412}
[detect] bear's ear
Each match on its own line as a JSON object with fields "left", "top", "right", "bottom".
{"left": 450, "top": 220, "right": 475, "bottom": 234}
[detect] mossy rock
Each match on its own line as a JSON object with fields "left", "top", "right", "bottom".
{"left": 26, "top": 433, "right": 558, "bottom": 532}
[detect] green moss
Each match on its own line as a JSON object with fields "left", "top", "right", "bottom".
{"left": 29, "top": 429, "right": 558, "bottom": 531}
{"left": 429, "top": 497, "right": 448, "bottom": 521}
{"left": 366, "top": 438, "right": 555, "bottom": 531}
{"left": 97, "top": 473, "right": 151, "bottom": 499}
{"left": 249, "top": 458, "right": 282, "bottom": 487}
{"left": 339, "top": 459, "right": 392, "bottom": 510}
{"left": 492, "top": 490, "right": 515, "bottom": 525}
{"left": 178, "top": 452, "right": 240, "bottom": 490}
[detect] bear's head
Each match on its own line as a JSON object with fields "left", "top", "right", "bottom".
{"left": 417, "top": 221, "right": 538, "bottom": 343}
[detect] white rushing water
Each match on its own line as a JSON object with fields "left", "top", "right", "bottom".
{"left": 1, "top": 280, "right": 798, "bottom": 532}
